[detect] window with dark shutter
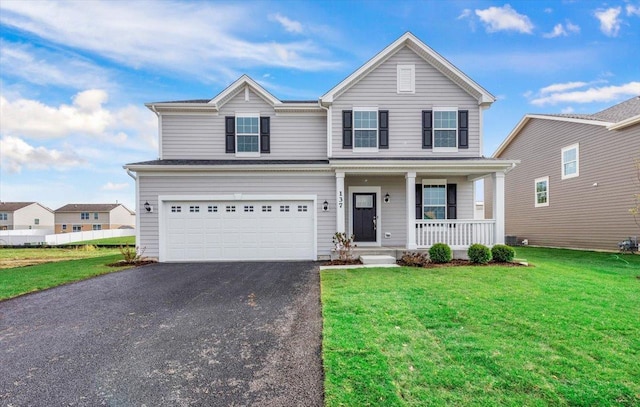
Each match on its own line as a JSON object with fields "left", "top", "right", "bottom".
{"left": 446, "top": 184, "right": 457, "bottom": 219}
{"left": 260, "top": 116, "right": 270, "bottom": 153}
{"left": 378, "top": 110, "right": 389, "bottom": 149}
{"left": 225, "top": 116, "right": 235, "bottom": 153}
{"left": 342, "top": 110, "right": 353, "bottom": 149}
{"left": 415, "top": 183, "right": 422, "bottom": 220}
{"left": 458, "top": 110, "right": 468, "bottom": 149}
{"left": 422, "top": 110, "right": 433, "bottom": 149}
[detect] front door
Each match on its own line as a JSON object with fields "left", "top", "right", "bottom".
{"left": 353, "top": 193, "right": 376, "bottom": 242}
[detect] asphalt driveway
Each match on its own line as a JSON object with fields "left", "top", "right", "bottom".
{"left": 0, "top": 262, "right": 323, "bottom": 406}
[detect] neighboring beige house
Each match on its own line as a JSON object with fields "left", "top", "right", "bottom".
{"left": 486, "top": 96, "right": 640, "bottom": 250}
{"left": 0, "top": 202, "right": 54, "bottom": 230}
{"left": 54, "top": 204, "right": 135, "bottom": 233}
{"left": 125, "top": 32, "right": 517, "bottom": 262}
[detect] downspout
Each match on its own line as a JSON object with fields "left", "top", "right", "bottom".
{"left": 318, "top": 100, "right": 331, "bottom": 158}
{"left": 150, "top": 104, "right": 162, "bottom": 159}
{"left": 126, "top": 169, "right": 137, "bottom": 180}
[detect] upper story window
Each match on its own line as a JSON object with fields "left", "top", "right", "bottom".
{"left": 397, "top": 64, "right": 415, "bottom": 93}
{"left": 34, "top": 218, "right": 39, "bottom": 225}
{"left": 433, "top": 109, "right": 457, "bottom": 151}
{"left": 353, "top": 109, "right": 378, "bottom": 150}
{"left": 236, "top": 116, "right": 259, "bottom": 156}
{"left": 94, "top": 212, "right": 99, "bottom": 220}
{"left": 535, "top": 176, "right": 549, "bottom": 207}
{"left": 81, "top": 212, "right": 89, "bottom": 220}
{"left": 561, "top": 143, "right": 579, "bottom": 179}
{"left": 0, "top": 213, "right": 7, "bottom": 221}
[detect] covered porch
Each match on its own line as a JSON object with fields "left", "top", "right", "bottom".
{"left": 331, "top": 158, "right": 516, "bottom": 254}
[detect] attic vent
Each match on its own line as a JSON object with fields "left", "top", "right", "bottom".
{"left": 397, "top": 64, "right": 415, "bottom": 94}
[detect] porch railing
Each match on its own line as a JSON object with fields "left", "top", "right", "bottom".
{"left": 415, "top": 219, "right": 495, "bottom": 249}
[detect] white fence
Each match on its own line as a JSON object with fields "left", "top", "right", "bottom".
{"left": 415, "top": 219, "right": 495, "bottom": 249}
{"left": 0, "top": 229, "right": 135, "bottom": 246}
{"left": 0, "top": 229, "right": 53, "bottom": 236}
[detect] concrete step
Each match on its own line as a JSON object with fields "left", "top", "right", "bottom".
{"left": 360, "top": 255, "right": 397, "bottom": 265}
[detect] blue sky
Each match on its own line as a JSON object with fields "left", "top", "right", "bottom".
{"left": 1, "top": 0, "right": 639, "bottom": 211}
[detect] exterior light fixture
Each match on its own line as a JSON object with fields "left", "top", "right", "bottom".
{"left": 144, "top": 201, "right": 152, "bottom": 213}
{"left": 323, "top": 200, "right": 329, "bottom": 211}
{"left": 384, "top": 193, "right": 390, "bottom": 203}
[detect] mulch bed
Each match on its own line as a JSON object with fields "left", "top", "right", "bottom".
{"left": 324, "top": 259, "right": 363, "bottom": 266}
{"left": 107, "top": 259, "right": 158, "bottom": 267}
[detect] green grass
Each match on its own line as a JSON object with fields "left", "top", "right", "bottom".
{"left": 321, "top": 247, "right": 640, "bottom": 406}
{"left": 0, "top": 247, "right": 122, "bottom": 269}
{"left": 71, "top": 235, "right": 135, "bottom": 246}
{"left": 0, "top": 254, "right": 131, "bottom": 300}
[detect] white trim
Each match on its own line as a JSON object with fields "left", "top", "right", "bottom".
{"left": 210, "top": 74, "right": 282, "bottom": 108}
{"left": 235, "top": 114, "right": 260, "bottom": 157}
{"left": 158, "top": 194, "right": 317, "bottom": 262}
{"left": 352, "top": 108, "right": 379, "bottom": 150}
{"left": 561, "top": 143, "right": 579, "bottom": 179}
{"left": 405, "top": 172, "right": 417, "bottom": 249}
{"left": 397, "top": 64, "right": 415, "bottom": 94}
{"left": 534, "top": 176, "right": 550, "bottom": 207}
{"left": 327, "top": 105, "right": 333, "bottom": 158}
{"left": 607, "top": 113, "right": 640, "bottom": 130}
{"left": 157, "top": 113, "right": 163, "bottom": 159}
{"left": 347, "top": 186, "right": 381, "bottom": 247}
{"left": 421, "top": 179, "right": 448, "bottom": 219}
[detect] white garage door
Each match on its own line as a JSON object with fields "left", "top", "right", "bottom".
{"left": 162, "top": 200, "right": 315, "bottom": 261}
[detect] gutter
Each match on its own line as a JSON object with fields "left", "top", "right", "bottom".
{"left": 126, "top": 168, "right": 137, "bottom": 180}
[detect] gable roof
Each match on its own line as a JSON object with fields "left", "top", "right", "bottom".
{"left": 55, "top": 203, "right": 130, "bottom": 213}
{"left": 493, "top": 95, "right": 640, "bottom": 157}
{"left": 208, "top": 74, "right": 282, "bottom": 109}
{"left": 0, "top": 202, "right": 36, "bottom": 212}
{"left": 320, "top": 32, "right": 495, "bottom": 106}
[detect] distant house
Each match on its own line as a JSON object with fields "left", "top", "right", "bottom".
{"left": 486, "top": 96, "right": 640, "bottom": 250}
{"left": 54, "top": 204, "right": 135, "bottom": 233}
{"left": 0, "top": 202, "right": 54, "bottom": 230}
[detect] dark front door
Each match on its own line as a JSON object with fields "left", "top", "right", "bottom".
{"left": 353, "top": 193, "right": 376, "bottom": 242}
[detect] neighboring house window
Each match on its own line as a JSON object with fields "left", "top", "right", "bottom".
{"left": 0, "top": 213, "right": 7, "bottom": 220}
{"left": 72, "top": 225, "right": 82, "bottom": 232}
{"left": 93, "top": 224, "right": 102, "bottom": 231}
{"left": 353, "top": 109, "right": 378, "bottom": 149}
{"left": 397, "top": 64, "right": 415, "bottom": 93}
{"left": 423, "top": 183, "right": 447, "bottom": 219}
{"left": 236, "top": 116, "right": 259, "bottom": 155}
{"left": 81, "top": 212, "right": 89, "bottom": 220}
{"left": 433, "top": 109, "right": 457, "bottom": 150}
{"left": 562, "top": 143, "right": 579, "bottom": 179}
{"left": 94, "top": 212, "right": 99, "bottom": 220}
{"left": 535, "top": 177, "right": 549, "bottom": 207}
{"left": 34, "top": 218, "right": 39, "bottom": 225}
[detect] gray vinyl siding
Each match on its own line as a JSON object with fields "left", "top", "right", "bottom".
{"left": 138, "top": 172, "right": 335, "bottom": 259}
{"left": 161, "top": 88, "right": 326, "bottom": 159}
{"left": 343, "top": 175, "right": 475, "bottom": 246}
{"left": 487, "top": 118, "right": 639, "bottom": 250}
{"left": 332, "top": 46, "right": 482, "bottom": 158}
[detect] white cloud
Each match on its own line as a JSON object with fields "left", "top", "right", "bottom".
{"left": 475, "top": 4, "right": 534, "bottom": 34}
{"left": 594, "top": 7, "right": 622, "bottom": 37}
{"left": 627, "top": 4, "right": 640, "bottom": 17}
{"left": 269, "top": 13, "right": 303, "bottom": 34}
{"left": 540, "top": 82, "right": 588, "bottom": 94}
{"left": 0, "top": 41, "right": 112, "bottom": 90}
{"left": 543, "top": 21, "right": 580, "bottom": 38}
{"left": 0, "top": 90, "right": 157, "bottom": 150}
{"left": 561, "top": 106, "right": 575, "bottom": 114}
{"left": 530, "top": 81, "right": 640, "bottom": 106}
{"left": 0, "top": 0, "right": 340, "bottom": 83}
{"left": 458, "top": 9, "right": 472, "bottom": 19}
{"left": 0, "top": 135, "right": 86, "bottom": 173}
{"left": 101, "top": 182, "right": 129, "bottom": 191}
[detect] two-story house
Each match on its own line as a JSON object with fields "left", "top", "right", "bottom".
{"left": 54, "top": 203, "right": 135, "bottom": 233}
{"left": 125, "top": 33, "right": 517, "bottom": 262}
{"left": 0, "top": 202, "right": 54, "bottom": 230}
{"left": 486, "top": 96, "right": 640, "bottom": 250}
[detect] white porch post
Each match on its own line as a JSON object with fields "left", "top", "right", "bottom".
{"left": 406, "top": 171, "right": 417, "bottom": 249}
{"left": 492, "top": 171, "right": 505, "bottom": 245}
{"left": 336, "top": 171, "right": 346, "bottom": 233}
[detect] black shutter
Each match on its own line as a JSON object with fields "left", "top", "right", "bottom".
{"left": 342, "top": 110, "right": 353, "bottom": 149}
{"left": 422, "top": 110, "right": 433, "bottom": 149}
{"left": 378, "top": 110, "right": 389, "bottom": 149}
{"left": 415, "top": 183, "right": 422, "bottom": 220}
{"left": 260, "top": 116, "right": 270, "bottom": 153}
{"left": 447, "top": 184, "right": 457, "bottom": 219}
{"left": 458, "top": 110, "right": 468, "bottom": 149}
{"left": 225, "top": 116, "right": 235, "bottom": 153}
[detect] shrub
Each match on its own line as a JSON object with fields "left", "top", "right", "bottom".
{"left": 119, "top": 245, "right": 146, "bottom": 264}
{"left": 492, "top": 244, "right": 515, "bottom": 263}
{"left": 429, "top": 243, "right": 452, "bottom": 264}
{"left": 468, "top": 244, "right": 492, "bottom": 264}
{"left": 398, "top": 252, "right": 429, "bottom": 267}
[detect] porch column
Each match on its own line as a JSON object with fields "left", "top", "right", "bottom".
{"left": 406, "top": 171, "right": 417, "bottom": 249}
{"left": 336, "top": 171, "right": 346, "bottom": 233}
{"left": 492, "top": 171, "right": 505, "bottom": 245}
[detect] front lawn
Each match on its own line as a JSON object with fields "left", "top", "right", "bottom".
{"left": 0, "top": 253, "right": 131, "bottom": 300}
{"left": 0, "top": 247, "right": 122, "bottom": 269}
{"left": 73, "top": 236, "right": 136, "bottom": 246}
{"left": 321, "top": 247, "right": 640, "bottom": 406}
